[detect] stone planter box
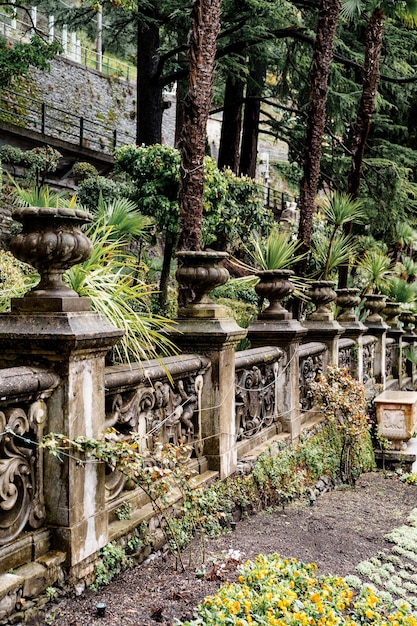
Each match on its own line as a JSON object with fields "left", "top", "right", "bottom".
{"left": 374, "top": 390, "right": 417, "bottom": 450}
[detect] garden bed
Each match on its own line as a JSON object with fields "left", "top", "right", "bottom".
{"left": 44, "top": 471, "right": 417, "bottom": 626}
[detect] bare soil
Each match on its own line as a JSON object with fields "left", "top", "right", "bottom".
{"left": 45, "top": 472, "right": 417, "bottom": 626}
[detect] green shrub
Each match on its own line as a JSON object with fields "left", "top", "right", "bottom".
{"left": 72, "top": 161, "right": 99, "bottom": 181}
{"left": 77, "top": 175, "right": 132, "bottom": 210}
{"left": 90, "top": 542, "right": 132, "bottom": 590}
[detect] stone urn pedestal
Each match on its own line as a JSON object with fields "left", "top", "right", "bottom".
{"left": 307, "top": 280, "right": 337, "bottom": 322}
{"left": 0, "top": 204, "right": 123, "bottom": 568}
{"left": 304, "top": 280, "right": 343, "bottom": 366}
{"left": 173, "top": 250, "right": 247, "bottom": 479}
{"left": 255, "top": 269, "right": 294, "bottom": 320}
{"left": 176, "top": 250, "right": 230, "bottom": 319}
{"left": 10, "top": 206, "right": 94, "bottom": 313}
{"left": 364, "top": 293, "right": 387, "bottom": 325}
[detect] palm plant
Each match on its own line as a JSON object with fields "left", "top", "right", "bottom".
{"left": 248, "top": 227, "right": 306, "bottom": 272}
{"left": 65, "top": 220, "right": 178, "bottom": 364}
{"left": 10, "top": 180, "right": 75, "bottom": 208}
{"left": 380, "top": 276, "right": 417, "bottom": 310}
{"left": 311, "top": 192, "right": 366, "bottom": 280}
{"left": 93, "top": 195, "right": 154, "bottom": 244}
{"left": 356, "top": 249, "right": 396, "bottom": 294}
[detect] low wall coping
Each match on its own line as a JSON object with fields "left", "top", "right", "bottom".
{"left": 375, "top": 390, "right": 417, "bottom": 405}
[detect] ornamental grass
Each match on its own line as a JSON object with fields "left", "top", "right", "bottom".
{"left": 180, "top": 553, "right": 417, "bottom": 625}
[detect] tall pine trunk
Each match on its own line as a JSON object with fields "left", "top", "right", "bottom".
{"left": 297, "top": 0, "right": 341, "bottom": 252}
{"left": 239, "top": 55, "right": 265, "bottom": 178}
{"left": 339, "top": 8, "right": 384, "bottom": 289}
{"left": 136, "top": 19, "right": 163, "bottom": 145}
{"left": 177, "top": 0, "right": 221, "bottom": 252}
{"left": 218, "top": 73, "right": 245, "bottom": 173}
{"left": 347, "top": 8, "right": 384, "bottom": 199}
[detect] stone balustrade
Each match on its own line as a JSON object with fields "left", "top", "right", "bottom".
{"left": 0, "top": 235, "right": 417, "bottom": 620}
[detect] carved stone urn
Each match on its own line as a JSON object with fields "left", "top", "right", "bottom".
{"left": 383, "top": 301, "right": 403, "bottom": 329}
{"left": 176, "top": 250, "right": 229, "bottom": 317}
{"left": 336, "top": 287, "right": 361, "bottom": 322}
{"left": 400, "top": 310, "right": 416, "bottom": 334}
{"left": 364, "top": 293, "right": 387, "bottom": 323}
{"left": 307, "top": 280, "right": 337, "bottom": 321}
{"left": 10, "top": 206, "right": 93, "bottom": 300}
{"left": 255, "top": 269, "right": 294, "bottom": 320}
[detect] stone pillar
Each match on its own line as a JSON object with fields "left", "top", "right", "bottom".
{"left": 0, "top": 206, "right": 122, "bottom": 567}
{"left": 338, "top": 321, "right": 367, "bottom": 381}
{"left": 365, "top": 320, "right": 388, "bottom": 388}
{"left": 247, "top": 319, "right": 307, "bottom": 440}
{"left": 174, "top": 251, "right": 246, "bottom": 479}
{"left": 0, "top": 310, "right": 122, "bottom": 566}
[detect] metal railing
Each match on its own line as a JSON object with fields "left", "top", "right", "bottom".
{"left": 0, "top": 87, "right": 136, "bottom": 154}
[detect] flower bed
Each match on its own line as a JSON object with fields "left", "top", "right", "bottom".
{"left": 180, "top": 553, "right": 417, "bottom": 625}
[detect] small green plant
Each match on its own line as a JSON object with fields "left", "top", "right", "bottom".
{"left": 90, "top": 541, "right": 132, "bottom": 590}
{"left": 115, "top": 501, "right": 132, "bottom": 521}
{"left": 127, "top": 535, "right": 143, "bottom": 552}
{"left": 45, "top": 586, "right": 57, "bottom": 600}
{"left": 72, "top": 161, "right": 99, "bottom": 181}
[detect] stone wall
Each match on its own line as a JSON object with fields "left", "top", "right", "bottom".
{"left": 12, "top": 55, "right": 176, "bottom": 148}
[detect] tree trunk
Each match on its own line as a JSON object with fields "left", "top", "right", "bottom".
{"left": 339, "top": 8, "right": 384, "bottom": 289}
{"left": 239, "top": 55, "right": 266, "bottom": 178}
{"left": 136, "top": 19, "right": 163, "bottom": 145}
{"left": 158, "top": 235, "right": 176, "bottom": 312}
{"left": 297, "top": 0, "right": 341, "bottom": 252}
{"left": 217, "top": 72, "right": 245, "bottom": 173}
{"left": 177, "top": 0, "right": 221, "bottom": 252}
{"left": 347, "top": 8, "right": 384, "bottom": 199}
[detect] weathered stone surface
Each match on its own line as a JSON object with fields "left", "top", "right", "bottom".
{"left": 15, "top": 562, "right": 48, "bottom": 597}
{"left": 0, "top": 536, "right": 32, "bottom": 575}
{"left": 375, "top": 390, "right": 417, "bottom": 450}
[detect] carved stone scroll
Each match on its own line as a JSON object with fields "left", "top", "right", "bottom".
{"left": 235, "top": 362, "right": 278, "bottom": 440}
{"left": 299, "top": 353, "right": 324, "bottom": 411}
{"left": 0, "top": 399, "right": 48, "bottom": 545}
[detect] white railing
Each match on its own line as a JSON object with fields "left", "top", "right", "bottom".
{"left": 0, "top": 4, "right": 136, "bottom": 82}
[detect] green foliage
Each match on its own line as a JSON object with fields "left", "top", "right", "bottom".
{"left": 1, "top": 146, "right": 62, "bottom": 186}
{"left": 0, "top": 35, "right": 61, "bottom": 88}
{"left": 211, "top": 277, "right": 260, "bottom": 306}
{"left": 252, "top": 445, "right": 306, "bottom": 508}
{"left": 202, "top": 167, "right": 274, "bottom": 254}
{"left": 72, "top": 161, "right": 99, "bottom": 181}
{"left": 356, "top": 249, "right": 396, "bottom": 294}
{"left": 115, "top": 501, "right": 132, "bottom": 520}
{"left": 0, "top": 251, "right": 36, "bottom": 311}
{"left": 90, "top": 541, "right": 132, "bottom": 590}
{"left": 65, "top": 218, "right": 179, "bottom": 364}
{"left": 308, "top": 366, "right": 371, "bottom": 484}
{"left": 245, "top": 226, "right": 306, "bottom": 271}
{"left": 114, "top": 143, "right": 181, "bottom": 242}
{"left": 114, "top": 145, "right": 273, "bottom": 254}
{"left": 76, "top": 176, "right": 133, "bottom": 211}
{"left": 381, "top": 276, "right": 417, "bottom": 309}
{"left": 311, "top": 192, "right": 366, "bottom": 280}
{"left": 11, "top": 181, "right": 72, "bottom": 208}
{"left": 93, "top": 195, "right": 154, "bottom": 243}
